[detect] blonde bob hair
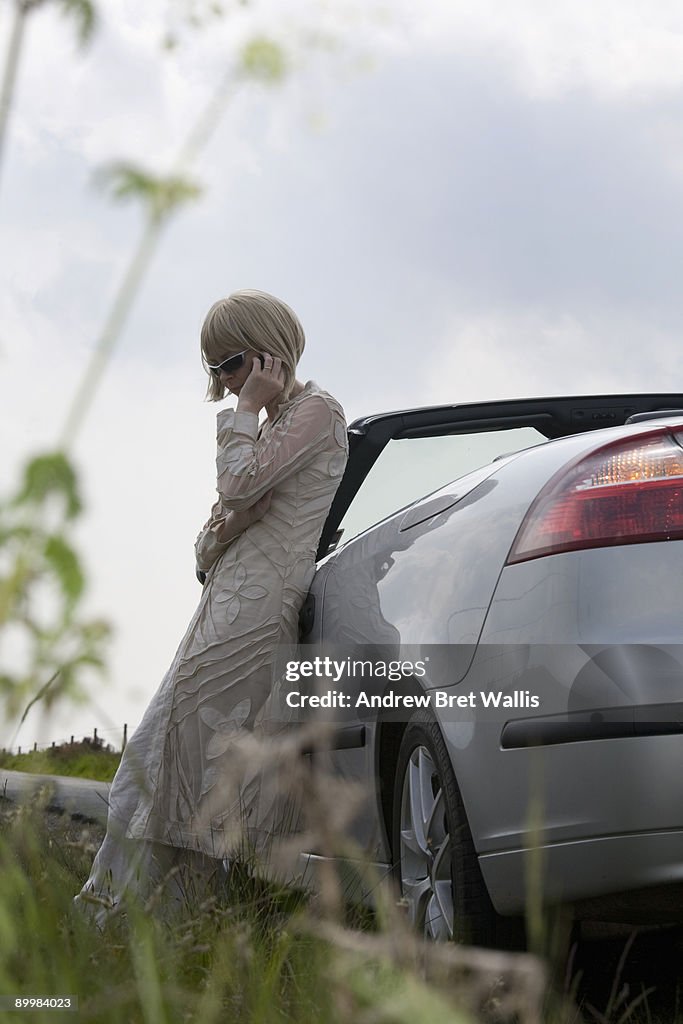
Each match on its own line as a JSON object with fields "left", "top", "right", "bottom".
{"left": 201, "top": 289, "right": 306, "bottom": 402}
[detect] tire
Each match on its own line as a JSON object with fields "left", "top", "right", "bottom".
{"left": 392, "top": 709, "right": 522, "bottom": 948}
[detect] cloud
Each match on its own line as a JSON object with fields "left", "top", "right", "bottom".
{"left": 409, "top": 0, "right": 683, "bottom": 99}
{"left": 420, "top": 307, "right": 683, "bottom": 406}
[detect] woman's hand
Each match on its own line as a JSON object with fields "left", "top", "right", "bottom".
{"left": 237, "top": 355, "right": 285, "bottom": 414}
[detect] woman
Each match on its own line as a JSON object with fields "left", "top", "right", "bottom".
{"left": 75, "top": 289, "right": 348, "bottom": 925}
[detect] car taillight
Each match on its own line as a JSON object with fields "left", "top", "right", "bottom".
{"left": 507, "top": 429, "right": 683, "bottom": 563}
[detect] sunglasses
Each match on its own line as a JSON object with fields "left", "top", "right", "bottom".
{"left": 208, "top": 350, "right": 253, "bottom": 378}
{"left": 206, "top": 350, "right": 268, "bottom": 378}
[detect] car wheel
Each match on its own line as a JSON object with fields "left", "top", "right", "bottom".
{"left": 392, "top": 709, "right": 514, "bottom": 947}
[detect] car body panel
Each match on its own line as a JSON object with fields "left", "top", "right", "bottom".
{"left": 298, "top": 396, "right": 683, "bottom": 922}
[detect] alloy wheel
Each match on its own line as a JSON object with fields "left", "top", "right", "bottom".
{"left": 398, "top": 744, "right": 454, "bottom": 940}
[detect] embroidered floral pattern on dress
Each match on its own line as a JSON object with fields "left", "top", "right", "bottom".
{"left": 197, "top": 700, "right": 252, "bottom": 796}
{"left": 334, "top": 419, "right": 347, "bottom": 448}
{"left": 212, "top": 562, "right": 268, "bottom": 623}
{"left": 328, "top": 451, "right": 347, "bottom": 476}
{"left": 200, "top": 700, "right": 252, "bottom": 757}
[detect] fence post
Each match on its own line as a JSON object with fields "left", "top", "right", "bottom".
{"left": 51, "top": 741, "right": 55, "bottom": 751}
{"left": 33, "top": 742, "right": 37, "bottom": 752}
{"left": 93, "top": 727, "right": 98, "bottom": 745}
{"left": 17, "top": 746, "right": 21, "bottom": 755}
{"left": 122, "top": 723, "right": 128, "bottom": 752}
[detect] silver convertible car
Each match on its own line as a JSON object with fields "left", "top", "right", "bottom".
{"left": 291, "top": 393, "right": 683, "bottom": 946}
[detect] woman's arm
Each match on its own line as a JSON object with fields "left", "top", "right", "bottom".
{"left": 194, "top": 491, "right": 272, "bottom": 573}
{"left": 215, "top": 395, "right": 341, "bottom": 511}
{"left": 214, "top": 492, "right": 273, "bottom": 543}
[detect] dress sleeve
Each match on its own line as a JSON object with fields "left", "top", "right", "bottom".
{"left": 194, "top": 498, "right": 238, "bottom": 573}
{"left": 215, "top": 396, "right": 340, "bottom": 511}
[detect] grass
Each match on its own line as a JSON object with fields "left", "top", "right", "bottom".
{"left": 0, "top": 741, "right": 121, "bottom": 782}
{"left": 0, "top": 791, "right": 554, "bottom": 1024}
{"left": 0, "top": 798, "right": 337, "bottom": 1023}
{"left": 1, "top": 749, "right": 680, "bottom": 1023}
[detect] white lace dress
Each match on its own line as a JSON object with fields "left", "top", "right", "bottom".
{"left": 75, "top": 381, "right": 348, "bottom": 923}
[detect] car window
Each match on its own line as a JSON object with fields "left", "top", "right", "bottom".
{"left": 336, "top": 427, "right": 546, "bottom": 546}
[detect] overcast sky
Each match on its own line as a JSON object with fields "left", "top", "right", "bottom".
{"left": 4, "top": 0, "right": 683, "bottom": 748}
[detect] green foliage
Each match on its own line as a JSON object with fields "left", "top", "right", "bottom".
{"left": 239, "top": 36, "right": 287, "bottom": 84}
{"left": 95, "top": 162, "right": 203, "bottom": 224}
{"left": 0, "top": 742, "right": 120, "bottom": 782}
{"left": 19, "top": 0, "right": 97, "bottom": 45}
{"left": 57, "top": 0, "right": 97, "bottom": 46}
{"left": 161, "top": 0, "right": 231, "bottom": 49}
{"left": 12, "top": 452, "right": 81, "bottom": 519}
{"left": 0, "top": 801, "right": 580, "bottom": 1024}
{"left": 43, "top": 536, "right": 85, "bottom": 606}
{"left": 0, "top": 452, "right": 111, "bottom": 723}
{"left": 0, "top": 805, "right": 385, "bottom": 1023}
{"left": 338, "top": 954, "right": 471, "bottom": 1024}
{"left": 10, "top": 800, "right": 659, "bottom": 1024}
